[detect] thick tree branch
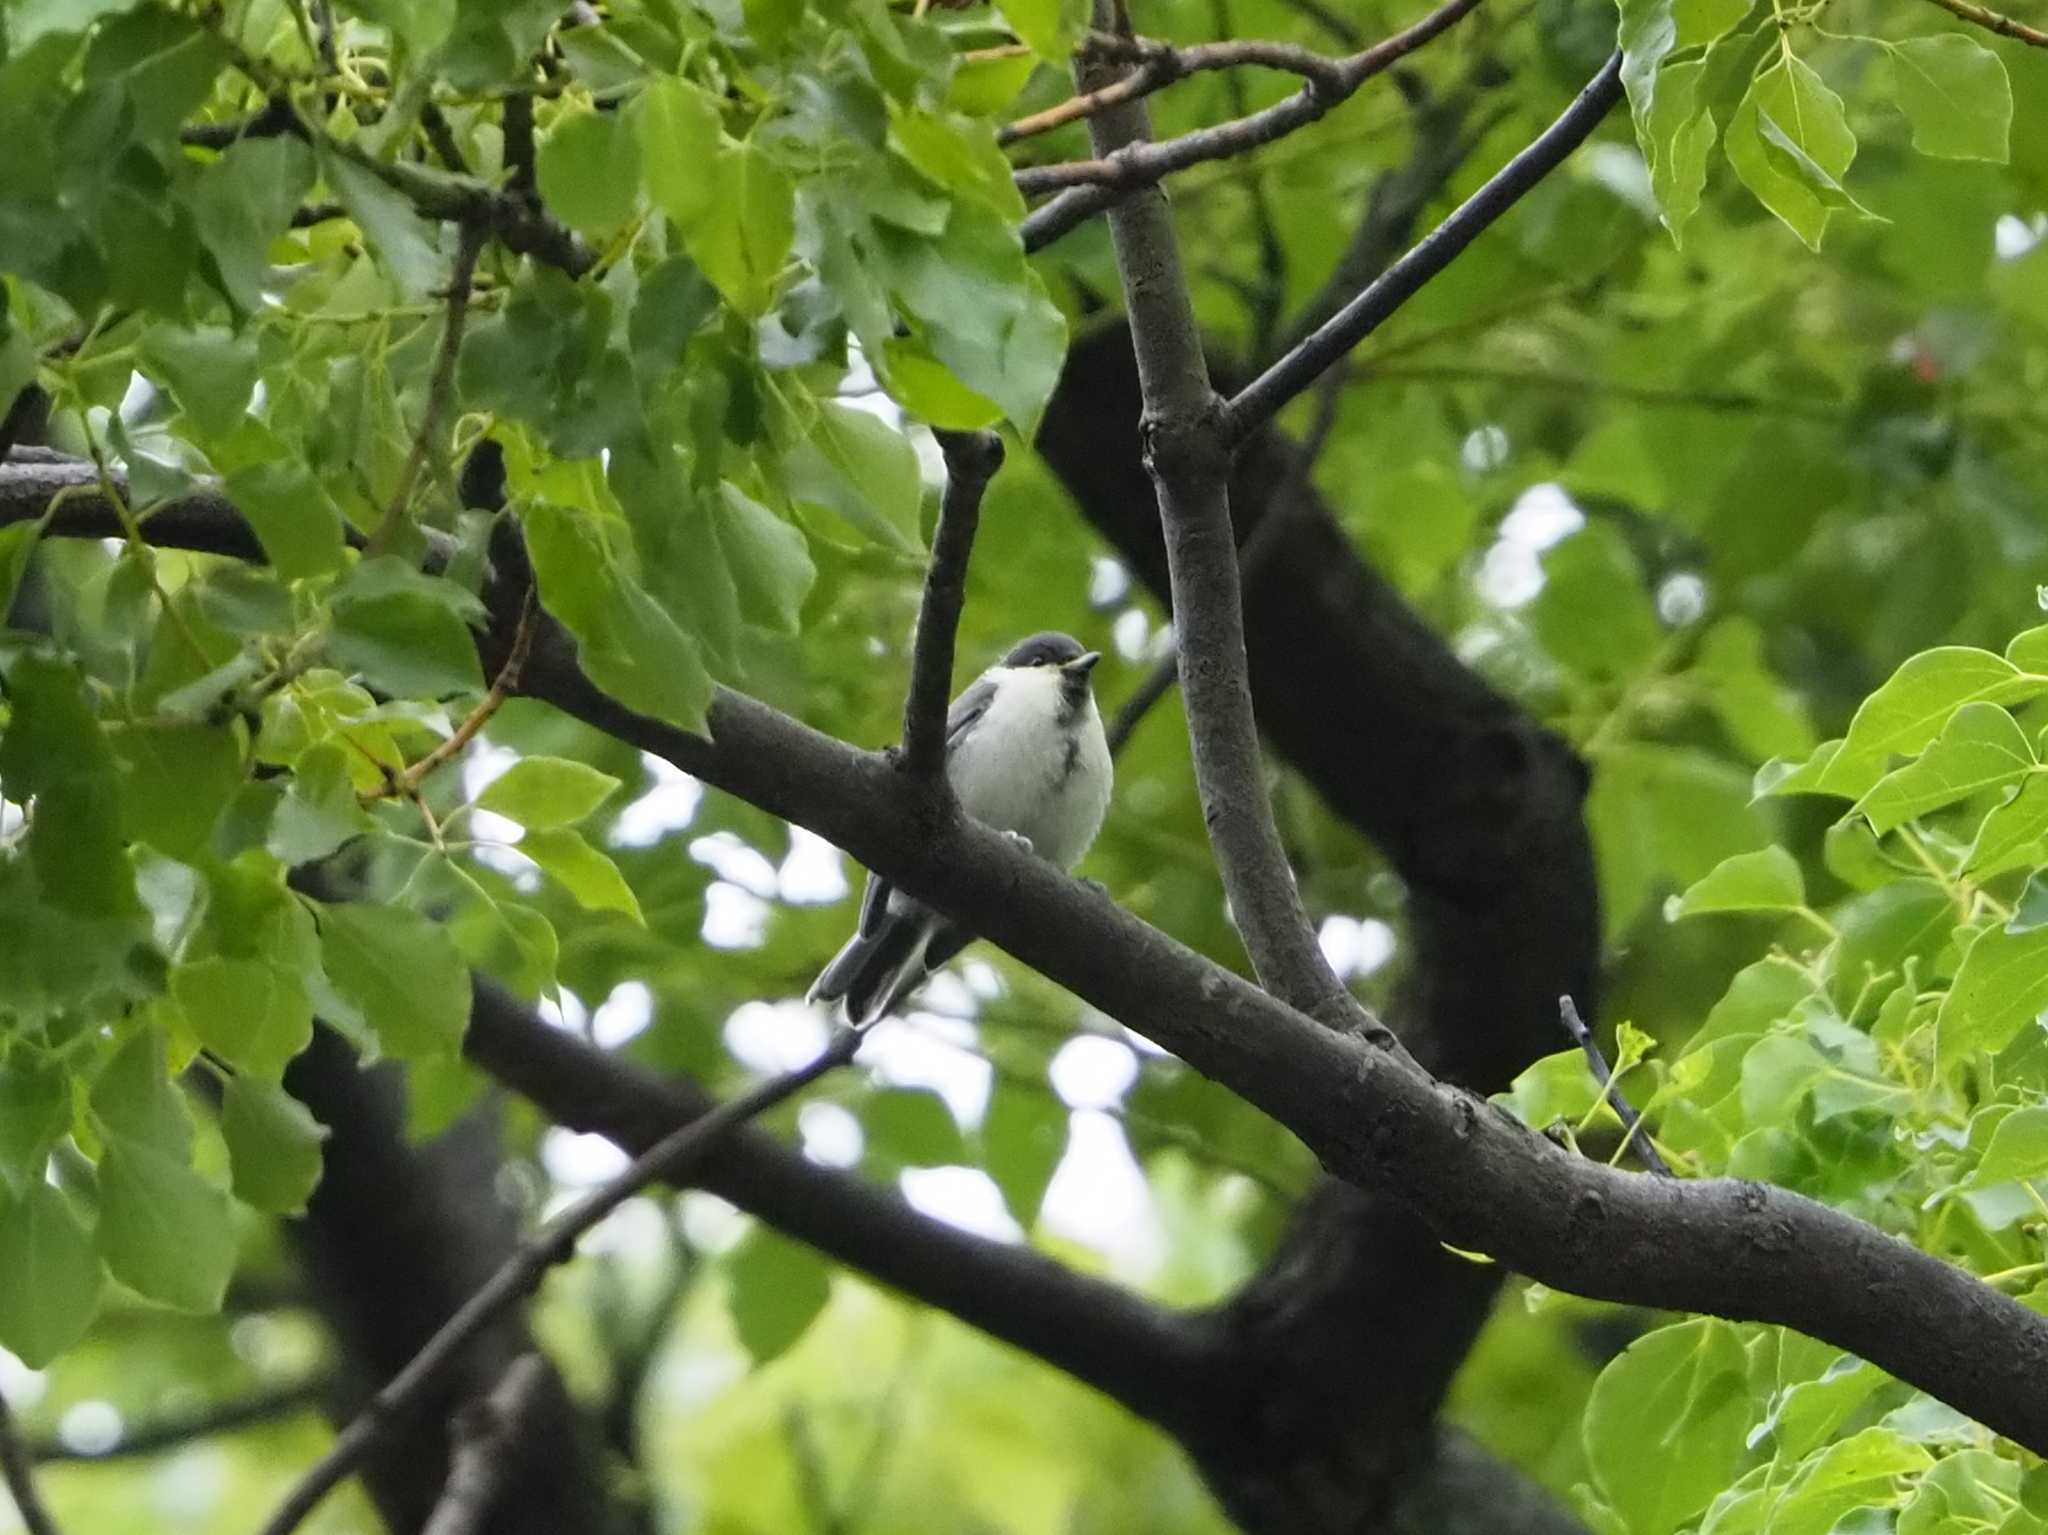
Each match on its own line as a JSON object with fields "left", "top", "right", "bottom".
{"left": 420, "top": 1356, "right": 549, "bottom": 1535}
{"left": 1080, "top": 3, "right": 1364, "bottom": 1030}
{"left": 1224, "top": 50, "right": 1624, "bottom": 439}
{"left": 259, "top": 1026, "right": 862, "bottom": 1535}
{"left": 0, "top": 1394, "right": 60, "bottom": 1535}
{"left": 901, "top": 430, "right": 1004, "bottom": 779}
{"left": 1015, "top": 0, "right": 1481, "bottom": 250}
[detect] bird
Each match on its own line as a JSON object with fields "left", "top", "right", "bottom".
{"left": 808, "top": 631, "right": 1113, "bottom": 1026}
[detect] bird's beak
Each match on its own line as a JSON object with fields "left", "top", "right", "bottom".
{"left": 1063, "top": 652, "right": 1102, "bottom": 676}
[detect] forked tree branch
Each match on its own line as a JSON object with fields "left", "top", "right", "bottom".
{"left": 1078, "top": 0, "right": 1367, "bottom": 1031}
{"left": 901, "top": 430, "right": 1004, "bottom": 779}
{"left": 256, "top": 1025, "right": 862, "bottom": 1535}
{"left": 1015, "top": 0, "right": 1482, "bottom": 249}
{"left": 11, "top": 455, "right": 2048, "bottom": 1460}
{"left": 1223, "top": 51, "right": 1624, "bottom": 440}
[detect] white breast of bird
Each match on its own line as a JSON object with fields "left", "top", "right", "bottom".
{"left": 947, "top": 664, "right": 1112, "bottom": 870}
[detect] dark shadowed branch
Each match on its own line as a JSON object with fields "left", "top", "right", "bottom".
{"left": 1224, "top": 51, "right": 1625, "bottom": 439}
{"left": 28, "top": 1381, "right": 326, "bottom": 1465}
{"left": 1560, "top": 997, "right": 1672, "bottom": 1178}
{"left": 420, "top": 1356, "right": 551, "bottom": 1535}
{"left": 0, "top": 1393, "right": 61, "bottom": 1535}
{"left": 901, "top": 430, "right": 1005, "bottom": 779}
{"left": 256, "top": 1026, "right": 862, "bottom": 1535}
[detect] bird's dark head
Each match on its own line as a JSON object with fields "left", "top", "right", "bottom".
{"left": 1000, "top": 631, "right": 1102, "bottom": 712}
{"left": 1001, "top": 631, "right": 1098, "bottom": 672}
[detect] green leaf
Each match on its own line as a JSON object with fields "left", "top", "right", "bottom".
{"left": 0, "top": 517, "right": 47, "bottom": 625}
{"left": 189, "top": 136, "right": 315, "bottom": 312}
{"left": 112, "top": 722, "right": 244, "bottom": 860}
{"left": 523, "top": 499, "right": 714, "bottom": 733}
{"left": 1966, "top": 774, "right": 2048, "bottom": 878}
{"left": 1853, "top": 702, "right": 2035, "bottom": 834}
{"left": 223, "top": 460, "right": 349, "bottom": 582}
{"left": 1763, "top": 1427, "right": 1931, "bottom": 1535}
{"left": 137, "top": 324, "right": 258, "bottom": 440}
{"left": 267, "top": 740, "right": 376, "bottom": 866}
{"left": 1936, "top": 923, "right": 2048, "bottom": 1076}
{"left": 537, "top": 108, "right": 642, "bottom": 239}
{"left": 862, "top": 1087, "right": 967, "bottom": 1167}
{"left": 638, "top": 80, "right": 791, "bottom": 315}
{"left": 0, "top": 654, "right": 138, "bottom": 916}
{"left": 97, "top": 1136, "right": 235, "bottom": 1312}
{"left": 317, "top": 901, "right": 472, "bottom": 1059}
{"left": 170, "top": 955, "right": 313, "bottom": 1079}
{"left": 1725, "top": 57, "right": 1860, "bottom": 249}
{"left": 1666, "top": 846, "right": 1806, "bottom": 920}
{"left": 1969, "top": 1105, "right": 2048, "bottom": 1187}
{"left": 784, "top": 400, "right": 923, "bottom": 554}
{"left": 0, "top": 1182, "right": 101, "bottom": 1367}
{"left": 715, "top": 482, "right": 815, "bottom": 634}
{"left": 0, "top": 1057, "right": 71, "bottom": 1194}
{"left": 725, "top": 1228, "right": 831, "bottom": 1366}
{"left": 1532, "top": 524, "right": 1661, "bottom": 680}
{"left": 221, "top": 1075, "right": 329, "bottom": 1214}
{"left": 326, "top": 155, "right": 445, "bottom": 298}
{"left": 518, "top": 827, "right": 644, "bottom": 921}
{"left": 638, "top": 77, "right": 723, "bottom": 227}
{"left": 1820, "top": 647, "right": 2045, "bottom": 793}
{"left": 90, "top": 1030, "right": 193, "bottom": 1158}
{"left": 476, "top": 755, "right": 622, "bottom": 829}
{"left": 1000, "top": 0, "right": 1084, "bottom": 59}
{"left": 327, "top": 591, "right": 485, "bottom": 700}
{"left": 1584, "top": 1318, "right": 1753, "bottom": 1535}
{"left": 1889, "top": 34, "right": 2012, "bottom": 162}
{"left": 981, "top": 1086, "right": 1066, "bottom": 1225}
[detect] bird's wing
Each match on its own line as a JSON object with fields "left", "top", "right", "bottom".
{"left": 856, "top": 866, "right": 891, "bottom": 938}
{"left": 945, "top": 676, "right": 998, "bottom": 753}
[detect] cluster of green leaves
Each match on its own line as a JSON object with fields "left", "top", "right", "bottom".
{"left": 0, "top": 0, "right": 1086, "bottom": 1369}
{"left": 1619, "top": 0, "right": 2018, "bottom": 249}
{"left": 1498, "top": 613, "right": 2048, "bottom": 1533}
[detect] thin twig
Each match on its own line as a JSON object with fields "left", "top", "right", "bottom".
{"left": 503, "top": 93, "right": 538, "bottom": 201}
{"left": 1012, "top": 0, "right": 1481, "bottom": 221}
{"left": 254, "top": 1025, "right": 863, "bottom": 1535}
{"left": 362, "top": 589, "right": 537, "bottom": 805}
{"left": 1558, "top": 997, "right": 1673, "bottom": 1178}
{"left": 1223, "top": 50, "right": 1624, "bottom": 441}
{"left": 28, "top": 1380, "right": 327, "bottom": 1464}
{"left": 0, "top": 1393, "right": 61, "bottom": 1535}
{"left": 1920, "top": 0, "right": 2048, "bottom": 46}
{"left": 365, "top": 222, "right": 487, "bottom": 558}
{"left": 900, "top": 431, "right": 1004, "bottom": 780}
{"left": 419, "top": 104, "right": 472, "bottom": 175}
{"left": 418, "top": 1356, "right": 549, "bottom": 1535}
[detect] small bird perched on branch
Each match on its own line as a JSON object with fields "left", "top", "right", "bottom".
{"left": 809, "top": 631, "right": 1114, "bottom": 1025}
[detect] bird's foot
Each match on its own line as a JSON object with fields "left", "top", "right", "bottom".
{"left": 1001, "top": 829, "right": 1036, "bottom": 856}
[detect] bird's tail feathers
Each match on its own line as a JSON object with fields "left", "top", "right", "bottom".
{"left": 807, "top": 916, "right": 932, "bottom": 1026}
